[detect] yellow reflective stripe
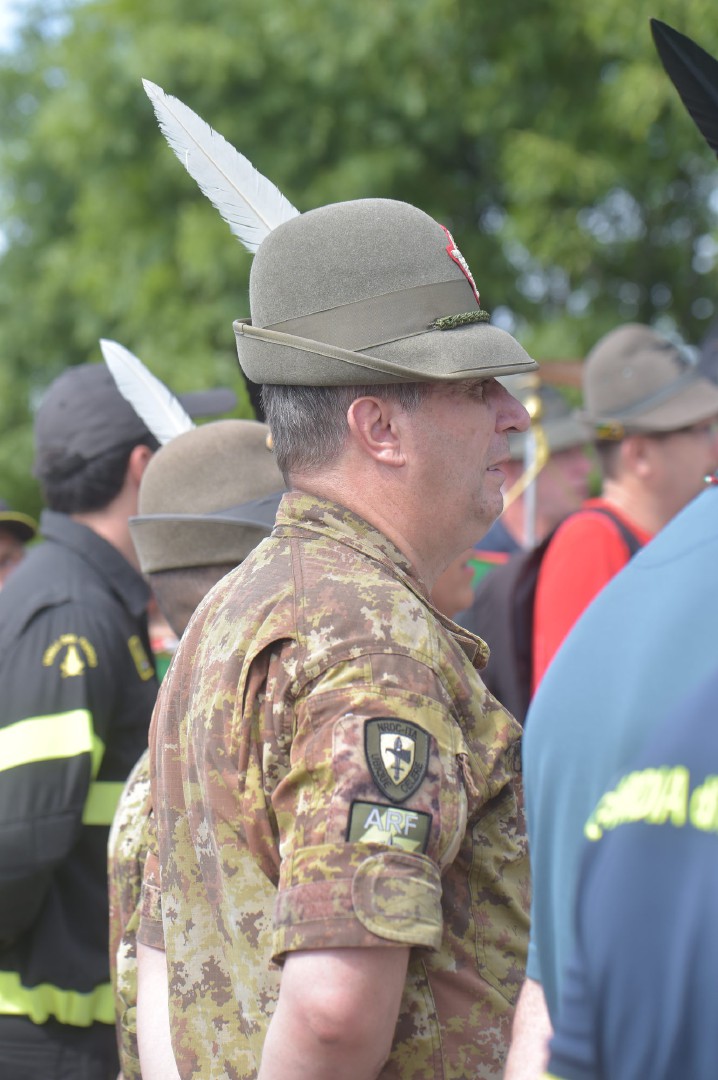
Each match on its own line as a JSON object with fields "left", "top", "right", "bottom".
{"left": 0, "top": 710, "right": 105, "bottom": 777}
{"left": 0, "top": 970, "right": 114, "bottom": 1026}
{"left": 82, "top": 781, "right": 125, "bottom": 826}
{"left": 0, "top": 710, "right": 112, "bottom": 826}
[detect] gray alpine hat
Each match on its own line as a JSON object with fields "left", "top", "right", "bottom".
{"left": 130, "top": 419, "right": 285, "bottom": 573}
{"left": 234, "top": 198, "right": 538, "bottom": 386}
{"left": 580, "top": 324, "right": 718, "bottom": 437}
{"left": 499, "top": 374, "right": 588, "bottom": 460}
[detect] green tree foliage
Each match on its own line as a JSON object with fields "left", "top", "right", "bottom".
{"left": 1, "top": 0, "right": 717, "bottom": 511}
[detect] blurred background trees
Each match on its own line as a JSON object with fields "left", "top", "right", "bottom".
{"left": 1, "top": 0, "right": 717, "bottom": 511}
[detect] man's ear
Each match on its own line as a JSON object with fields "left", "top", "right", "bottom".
{"left": 127, "top": 443, "right": 155, "bottom": 489}
{"left": 620, "top": 434, "right": 653, "bottom": 478}
{"left": 346, "top": 396, "right": 407, "bottom": 467}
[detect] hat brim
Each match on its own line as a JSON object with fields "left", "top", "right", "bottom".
{"left": 584, "top": 374, "right": 718, "bottom": 434}
{"left": 236, "top": 319, "right": 538, "bottom": 386}
{"left": 204, "top": 491, "right": 284, "bottom": 530}
{"left": 0, "top": 511, "right": 37, "bottom": 543}
{"left": 130, "top": 491, "right": 283, "bottom": 573}
{"left": 130, "top": 518, "right": 272, "bottom": 574}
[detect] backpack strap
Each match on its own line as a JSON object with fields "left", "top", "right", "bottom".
{"left": 580, "top": 505, "right": 643, "bottom": 559}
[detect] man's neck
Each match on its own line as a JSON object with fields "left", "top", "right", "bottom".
{"left": 290, "top": 472, "right": 443, "bottom": 590}
{"left": 70, "top": 508, "right": 139, "bottom": 569}
{"left": 597, "top": 482, "right": 659, "bottom": 535}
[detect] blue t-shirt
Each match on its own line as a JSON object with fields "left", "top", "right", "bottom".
{"left": 547, "top": 665, "right": 718, "bottom": 1080}
{"left": 523, "top": 486, "right": 718, "bottom": 1019}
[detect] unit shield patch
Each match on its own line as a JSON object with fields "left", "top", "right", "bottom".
{"left": 364, "top": 718, "right": 429, "bottom": 803}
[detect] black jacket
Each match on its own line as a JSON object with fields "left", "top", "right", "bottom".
{"left": 0, "top": 511, "right": 158, "bottom": 1028}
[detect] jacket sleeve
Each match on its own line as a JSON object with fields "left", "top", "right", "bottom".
{"left": 0, "top": 599, "right": 121, "bottom": 945}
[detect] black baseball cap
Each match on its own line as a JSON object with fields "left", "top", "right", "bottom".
{"left": 33, "top": 364, "right": 236, "bottom": 479}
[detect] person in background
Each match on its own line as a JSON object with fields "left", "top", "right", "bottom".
{"left": 507, "top": 325, "right": 718, "bottom": 1072}
{"left": 109, "top": 417, "right": 285, "bottom": 1080}
{"left": 0, "top": 361, "right": 228, "bottom": 1080}
{"left": 454, "top": 377, "right": 590, "bottom": 723}
{"left": 508, "top": 470, "right": 718, "bottom": 1077}
{"left": 0, "top": 363, "right": 160, "bottom": 1080}
{"left": 505, "top": 21, "right": 718, "bottom": 1079}
{"left": 0, "top": 498, "right": 37, "bottom": 587}
{"left": 546, "top": 664, "right": 718, "bottom": 1080}
{"left": 532, "top": 322, "right": 718, "bottom": 689}
{"left": 466, "top": 373, "right": 591, "bottom": 586}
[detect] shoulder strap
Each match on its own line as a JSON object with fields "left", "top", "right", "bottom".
{"left": 580, "top": 505, "right": 643, "bottom": 559}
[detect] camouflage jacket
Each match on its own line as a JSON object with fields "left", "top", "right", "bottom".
{"left": 108, "top": 748, "right": 153, "bottom": 1080}
{"left": 144, "top": 492, "right": 530, "bottom": 1079}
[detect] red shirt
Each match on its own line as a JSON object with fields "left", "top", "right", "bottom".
{"left": 532, "top": 499, "right": 652, "bottom": 690}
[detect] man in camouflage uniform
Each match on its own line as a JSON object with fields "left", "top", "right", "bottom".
{"left": 141, "top": 198, "right": 536, "bottom": 1078}
{"left": 108, "top": 418, "right": 284, "bottom": 1080}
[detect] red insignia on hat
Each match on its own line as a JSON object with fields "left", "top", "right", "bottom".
{"left": 440, "top": 225, "right": 481, "bottom": 306}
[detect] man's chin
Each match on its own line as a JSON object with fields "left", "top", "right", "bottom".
{"left": 473, "top": 499, "right": 504, "bottom": 543}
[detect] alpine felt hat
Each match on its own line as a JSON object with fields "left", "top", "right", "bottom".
{"left": 130, "top": 419, "right": 285, "bottom": 573}
{"left": 499, "top": 374, "right": 588, "bottom": 460}
{"left": 580, "top": 323, "right": 718, "bottom": 437}
{"left": 234, "top": 199, "right": 538, "bottom": 386}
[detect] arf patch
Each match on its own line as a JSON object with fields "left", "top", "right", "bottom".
{"left": 440, "top": 225, "right": 481, "bottom": 305}
{"left": 347, "top": 800, "right": 431, "bottom": 853}
{"left": 364, "top": 718, "right": 429, "bottom": 803}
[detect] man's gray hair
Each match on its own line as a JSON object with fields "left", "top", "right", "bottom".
{"left": 261, "top": 383, "right": 430, "bottom": 479}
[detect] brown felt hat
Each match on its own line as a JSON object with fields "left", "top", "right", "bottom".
{"left": 130, "top": 419, "right": 285, "bottom": 573}
{"left": 234, "top": 199, "right": 538, "bottom": 386}
{"left": 580, "top": 323, "right": 718, "bottom": 437}
{"left": 499, "top": 374, "right": 589, "bottom": 460}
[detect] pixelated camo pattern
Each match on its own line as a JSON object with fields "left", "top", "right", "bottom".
{"left": 149, "top": 493, "right": 530, "bottom": 1079}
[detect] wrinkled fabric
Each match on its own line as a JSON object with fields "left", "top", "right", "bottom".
{"left": 145, "top": 492, "right": 530, "bottom": 1079}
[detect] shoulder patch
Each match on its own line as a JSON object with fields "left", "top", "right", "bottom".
{"left": 43, "top": 634, "right": 98, "bottom": 678}
{"left": 128, "top": 635, "right": 156, "bottom": 682}
{"left": 364, "top": 718, "right": 429, "bottom": 803}
{"left": 347, "top": 800, "right": 431, "bottom": 853}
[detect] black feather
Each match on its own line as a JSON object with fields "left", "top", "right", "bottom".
{"left": 651, "top": 18, "right": 718, "bottom": 157}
